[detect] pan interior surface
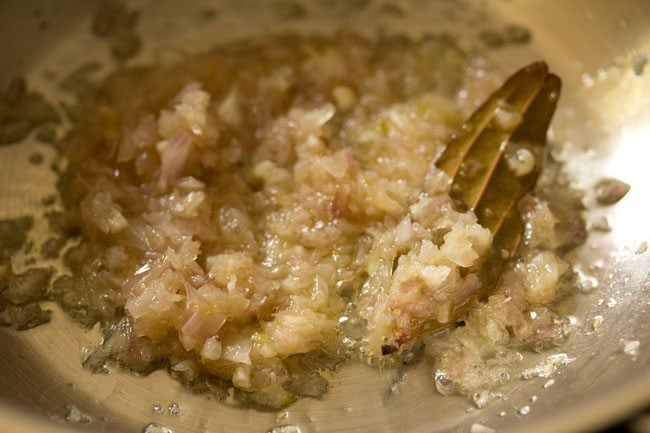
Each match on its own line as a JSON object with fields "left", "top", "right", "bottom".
{"left": 0, "top": 1, "right": 648, "bottom": 433}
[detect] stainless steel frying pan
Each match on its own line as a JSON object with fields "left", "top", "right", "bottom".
{"left": 0, "top": 1, "right": 648, "bottom": 432}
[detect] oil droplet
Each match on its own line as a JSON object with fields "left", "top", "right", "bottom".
{"left": 518, "top": 405, "right": 531, "bottom": 416}
{"left": 493, "top": 103, "right": 523, "bottom": 131}
{"left": 168, "top": 403, "right": 183, "bottom": 416}
{"left": 530, "top": 395, "right": 538, "bottom": 403}
{"left": 434, "top": 371, "right": 456, "bottom": 396}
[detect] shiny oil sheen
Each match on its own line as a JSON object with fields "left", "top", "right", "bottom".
{"left": 0, "top": 1, "right": 648, "bottom": 433}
